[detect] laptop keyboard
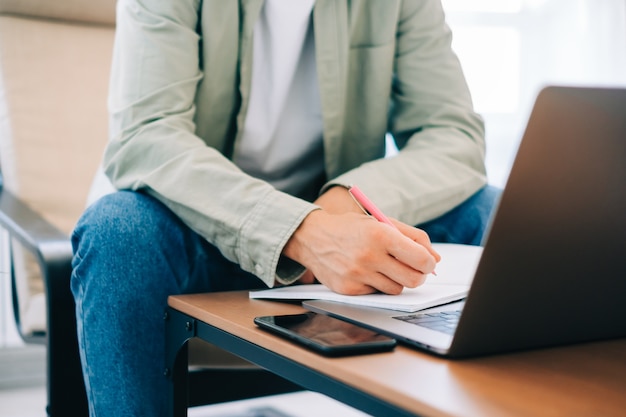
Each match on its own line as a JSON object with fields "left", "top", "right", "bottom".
{"left": 393, "top": 310, "right": 461, "bottom": 335}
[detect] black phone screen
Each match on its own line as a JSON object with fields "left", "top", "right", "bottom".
{"left": 254, "top": 312, "right": 396, "bottom": 356}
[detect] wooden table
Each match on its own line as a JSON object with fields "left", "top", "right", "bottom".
{"left": 166, "top": 291, "right": 626, "bottom": 417}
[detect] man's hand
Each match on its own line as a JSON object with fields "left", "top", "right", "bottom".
{"left": 284, "top": 187, "right": 440, "bottom": 295}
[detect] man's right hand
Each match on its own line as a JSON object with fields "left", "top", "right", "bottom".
{"left": 283, "top": 187, "right": 439, "bottom": 295}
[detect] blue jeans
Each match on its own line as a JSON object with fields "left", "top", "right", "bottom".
{"left": 70, "top": 185, "right": 500, "bottom": 416}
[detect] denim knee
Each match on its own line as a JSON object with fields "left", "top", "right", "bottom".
{"left": 70, "top": 191, "right": 192, "bottom": 294}
{"left": 72, "top": 191, "right": 174, "bottom": 261}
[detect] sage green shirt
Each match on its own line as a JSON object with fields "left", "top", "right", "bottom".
{"left": 105, "top": 0, "right": 487, "bottom": 288}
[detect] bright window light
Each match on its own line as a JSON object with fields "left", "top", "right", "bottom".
{"left": 441, "top": 0, "right": 523, "bottom": 13}
{"left": 451, "top": 26, "right": 520, "bottom": 114}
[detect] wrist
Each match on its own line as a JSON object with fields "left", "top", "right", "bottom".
{"left": 315, "top": 185, "right": 363, "bottom": 215}
{"left": 282, "top": 208, "right": 325, "bottom": 265}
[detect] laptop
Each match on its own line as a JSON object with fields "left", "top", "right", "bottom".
{"left": 304, "top": 86, "right": 626, "bottom": 358}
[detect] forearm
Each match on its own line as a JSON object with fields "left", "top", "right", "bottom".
{"left": 323, "top": 126, "right": 487, "bottom": 226}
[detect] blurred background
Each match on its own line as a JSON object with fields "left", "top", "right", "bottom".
{"left": 443, "top": 0, "right": 626, "bottom": 187}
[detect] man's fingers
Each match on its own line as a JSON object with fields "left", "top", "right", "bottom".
{"left": 392, "top": 220, "right": 441, "bottom": 262}
{"left": 366, "top": 272, "right": 407, "bottom": 295}
{"left": 377, "top": 255, "right": 430, "bottom": 289}
{"left": 330, "top": 275, "right": 405, "bottom": 296}
{"left": 387, "top": 236, "right": 438, "bottom": 276}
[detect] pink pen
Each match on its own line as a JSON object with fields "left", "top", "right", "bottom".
{"left": 348, "top": 184, "right": 437, "bottom": 276}
{"left": 348, "top": 185, "right": 397, "bottom": 228}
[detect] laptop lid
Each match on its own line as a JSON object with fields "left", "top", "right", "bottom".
{"left": 306, "top": 86, "right": 626, "bottom": 358}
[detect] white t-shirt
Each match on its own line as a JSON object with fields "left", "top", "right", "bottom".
{"left": 233, "top": 0, "right": 324, "bottom": 200}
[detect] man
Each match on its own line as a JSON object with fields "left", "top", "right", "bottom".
{"left": 71, "top": 0, "right": 499, "bottom": 415}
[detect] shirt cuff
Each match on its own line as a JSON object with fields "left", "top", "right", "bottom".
{"left": 275, "top": 255, "right": 307, "bottom": 285}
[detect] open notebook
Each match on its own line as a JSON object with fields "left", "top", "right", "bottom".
{"left": 249, "top": 243, "right": 483, "bottom": 312}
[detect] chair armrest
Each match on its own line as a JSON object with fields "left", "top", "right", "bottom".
{"left": 0, "top": 186, "right": 73, "bottom": 333}
{"left": 0, "top": 186, "right": 72, "bottom": 267}
{"left": 0, "top": 185, "right": 88, "bottom": 415}
{"left": 0, "top": 185, "right": 73, "bottom": 329}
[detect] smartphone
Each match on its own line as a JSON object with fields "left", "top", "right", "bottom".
{"left": 254, "top": 312, "right": 396, "bottom": 357}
